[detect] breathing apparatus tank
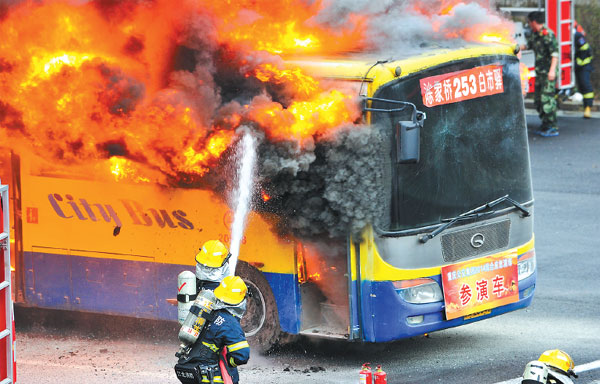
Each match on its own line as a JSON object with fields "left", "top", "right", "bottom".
{"left": 176, "top": 289, "right": 217, "bottom": 357}
{"left": 177, "top": 271, "right": 197, "bottom": 325}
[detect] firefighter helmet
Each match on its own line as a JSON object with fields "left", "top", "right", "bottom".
{"left": 195, "top": 240, "right": 231, "bottom": 282}
{"left": 214, "top": 276, "right": 247, "bottom": 305}
{"left": 196, "top": 240, "right": 230, "bottom": 268}
{"left": 522, "top": 361, "right": 549, "bottom": 384}
{"left": 539, "top": 349, "right": 576, "bottom": 377}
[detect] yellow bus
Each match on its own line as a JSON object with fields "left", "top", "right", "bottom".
{"left": 1, "top": 42, "right": 536, "bottom": 350}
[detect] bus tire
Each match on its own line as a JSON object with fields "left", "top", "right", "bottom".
{"left": 235, "top": 261, "right": 280, "bottom": 354}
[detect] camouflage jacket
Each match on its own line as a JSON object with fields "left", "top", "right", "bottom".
{"left": 527, "top": 26, "right": 559, "bottom": 75}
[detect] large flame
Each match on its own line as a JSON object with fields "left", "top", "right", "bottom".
{"left": 0, "top": 0, "right": 515, "bottom": 185}
{"left": 201, "top": 0, "right": 366, "bottom": 55}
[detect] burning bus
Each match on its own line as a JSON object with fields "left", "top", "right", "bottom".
{"left": 0, "top": 0, "right": 535, "bottom": 350}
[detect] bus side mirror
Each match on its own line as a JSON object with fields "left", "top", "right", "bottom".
{"left": 396, "top": 120, "right": 420, "bottom": 164}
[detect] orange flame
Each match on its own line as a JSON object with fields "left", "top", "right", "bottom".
{"left": 297, "top": 243, "right": 307, "bottom": 284}
{"left": 478, "top": 30, "right": 514, "bottom": 45}
{"left": 244, "top": 62, "right": 359, "bottom": 144}
{"left": 519, "top": 62, "right": 531, "bottom": 95}
{"left": 0, "top": 0, "right": 366, "bottom": 182}
{"left": 109, "top": 157, "right": 150, "bottom": 183}
{"left": 181, "top": 130, "right": 235, "bottom": 176}
{"left": 255, "top": 22, "right": 322, "bottom": 54}
{"left": 247, "top": 89, "right": 357, "bottom": 142}
{"left": 0, "top": 0, "right": 515, "bottom": 185}
{"left": 201, "top": 1, "right": 366, "bottom": 55}
{"left": 252, "top": 63, "right": 319, "bottom": 100}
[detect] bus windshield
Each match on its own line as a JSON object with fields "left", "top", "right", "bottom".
{"left": 372, "top": 55, "right": 533, "bottom": 232}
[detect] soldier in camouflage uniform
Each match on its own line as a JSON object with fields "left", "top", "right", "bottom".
{"left": 524, "top": 11, "right": 560, "bottom": 137}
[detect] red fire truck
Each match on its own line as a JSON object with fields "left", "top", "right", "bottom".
{"left": 502, "top": 0, "right": 576, "bottom": 93}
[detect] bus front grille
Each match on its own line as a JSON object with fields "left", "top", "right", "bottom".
{"left": 441, "top": 219, "right": 511, "bottom": 263}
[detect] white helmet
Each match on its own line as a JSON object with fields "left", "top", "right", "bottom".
{"left": 522, "top": 360, "right": 549, "bottom": 384}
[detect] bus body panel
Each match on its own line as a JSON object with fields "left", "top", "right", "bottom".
{"left": 371, "top": 212, "right": 533, "bottom": 272}
{"left": 20, "top": 173, "right": 296, "bottom": 273}
{"left": 357, "top": 236, "right": 536, "bottom": 342}
{"left": 23, "top": 250, "right": 302, "bottom": 333}
{"left": 362, "top": 271, "right": 536, "bottom": 342}
{"left": 16, "top": 169, "right": 303, "bottom": 333}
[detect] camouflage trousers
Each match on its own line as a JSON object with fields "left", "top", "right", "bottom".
{"left": 534, "top": 74, "right": 557, "bottom": 129}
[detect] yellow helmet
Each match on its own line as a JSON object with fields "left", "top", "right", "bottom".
{"left": 214, "top": 276, "right": 247, "bottom": 305}
{"left": 195, "top": 240, "right": 230, "bottom": 268}
{"left": 538, "top": 349, "right": 576, "bottom": 376}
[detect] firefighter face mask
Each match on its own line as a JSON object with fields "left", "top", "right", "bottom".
{"left": 196, "top": 261, "right": 230, "bottom": 282}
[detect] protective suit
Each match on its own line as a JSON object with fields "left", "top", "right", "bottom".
{"left": 574, "top": 30, "right": 594, "bottom": 118}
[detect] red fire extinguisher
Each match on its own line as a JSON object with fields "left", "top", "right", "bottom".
{"left": 359, "top": 363, "right": 372, "bottom": 384}
{"left": 374, "top": 364, "right": 387, "bottom": 384}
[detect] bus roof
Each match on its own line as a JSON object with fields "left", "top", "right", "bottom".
{"left": 286, "top": 43, "right": 518, "bottom": 95}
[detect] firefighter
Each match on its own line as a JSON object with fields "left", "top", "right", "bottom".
{"left": 176, "top": 240, "right": 233, "bottom": 356}
{"left": 196, "top": 239, "right": 232, "bottom": 292}
{"left": 522, "top": 11, "right": 560, "bottom": 137}
{"left": 175, "top": 276, "right": 250, "bottom": 384}
{"left": 538, "top": 349, "right": 578, "bottom": 383}
{"left": 573, "top": 26, "right": 594, "bottom": 118}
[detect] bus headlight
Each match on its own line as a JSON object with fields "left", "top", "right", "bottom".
{"left": 518, "top": 250, "right": 536, "bottom": 281}
{"left": 393, "top": 278, "right": 443, "bottom": 304}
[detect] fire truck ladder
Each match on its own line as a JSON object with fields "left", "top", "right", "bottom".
{"left": 0, "top": 180, "right": 14, "bottom": 384}
{"left": 559, "top": 0, "right": 575, "bottom": 89}
{"left": 548, "top": 0, "right": 576, "bottom": 89}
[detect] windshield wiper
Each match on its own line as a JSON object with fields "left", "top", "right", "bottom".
{"left": 419, "top": 195, "right": 531, "bottom": 244}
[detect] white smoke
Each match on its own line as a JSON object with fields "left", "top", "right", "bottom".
{"left": 311, "top": 0, "right": 512, "bottom": 53}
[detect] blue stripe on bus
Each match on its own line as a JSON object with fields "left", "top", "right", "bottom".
{"left": 359, "top": 271, "right": 536, "bottom": 342}
{"left": 23, "top": 251, "right": 535, "bottom": 342}
{"left": 23, "top": 252, "right": 300, "bottom": 334}
{"left": 262, "top": 271, "right": 301, "bottom": 334}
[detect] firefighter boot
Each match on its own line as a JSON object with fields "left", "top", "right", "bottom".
{"left": 584, "top": 106, "right": 591, "bottom": 119}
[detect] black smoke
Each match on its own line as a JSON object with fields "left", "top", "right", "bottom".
{"left": 96, "top": 63, "right": 145, "bottom": 116}
{"left": 255, "top": 123, "right": 392, "bottom": 240}
{"left": 0, "top": 100, "right": 25, "bottom": 133}
{"left": 0, "top": 58, "right": 13, "bottom": 73}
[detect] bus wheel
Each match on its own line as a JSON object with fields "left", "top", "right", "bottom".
{"left": 236, "top": 261, "right": 280, "bottom": 354}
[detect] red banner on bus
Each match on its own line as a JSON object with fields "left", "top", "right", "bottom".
{"left": 420, "top": 64, "right": 504, "bottom": 108}
{"left": 441, "top": 252, "right": 518, "bottom": 320}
